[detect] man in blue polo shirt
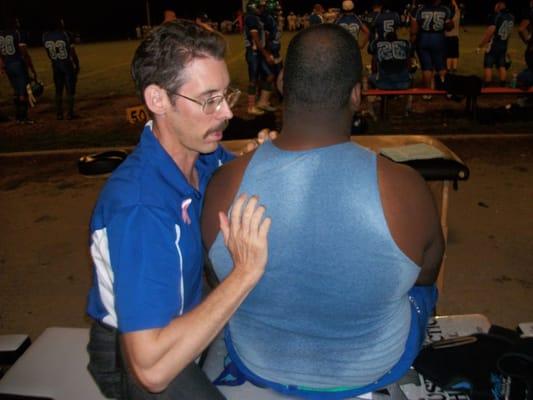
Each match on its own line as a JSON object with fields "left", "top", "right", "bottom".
{"left": 86, "top": 19, "right": 272, "bottom": 399}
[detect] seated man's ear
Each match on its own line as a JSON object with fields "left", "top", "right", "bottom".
{"left": 276, "top": 69, "right": 284, "bottom": 95}
{"left": 350, "top": 82, "right": 362, "bottom": 112}
{"left": 144, "top": 84, "right": 169, "bottom": 116}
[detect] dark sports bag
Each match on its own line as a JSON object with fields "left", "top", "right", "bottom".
{"left": 414, "top": 325, "right": 533, "bottom": 400}
{"left": 436, "top": 73, "right": 483, "bottom": 98}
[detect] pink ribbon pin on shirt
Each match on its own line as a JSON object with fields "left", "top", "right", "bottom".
{"left": 181, "top": 198, "right": 192, "bottom": 225}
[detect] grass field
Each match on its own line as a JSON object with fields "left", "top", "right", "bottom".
{"left": 1, "top": 26, "right": 528, "bottom": 104}
{"left": 0, "top": 25, "right": 530, "bottom": 152}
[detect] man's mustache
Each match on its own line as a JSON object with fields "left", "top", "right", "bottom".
{"left": 204, "top": 120, "right": 229, "bottom": 138}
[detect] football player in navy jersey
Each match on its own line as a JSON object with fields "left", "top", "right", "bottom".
{"left": 42, "top": 18, "right": 80, "bottom": 120}
{"left": 0, "top": 18, "right": 37, "bottom": 124}
{"left": 368, "top": 30, "right": 413, "bottom": 91}
{"left": 367, "top": 1, "right": 402, "bottom": 73}
{"left": 258, "top": 0, "right": 282, "bottom": 111}
{"left": 372, "top": 2, "right": 401, "bottom": 42}
{"left": 244, "top": 0, "right": 275, "bottom": 115}
{"left": 410, "top": 0, "right": 454, "bottom": 94}
{"left": 477, "top": 1, "right": 514, "bottom": 85}
{"left": 365, "top": 1, "right": 382, "bottom": 38}
{"left": 335, "top": 0, "right": 370, "bottom": 49}
{"left": 309, "top": 4, "right": 325, "bottom": 25}
{"left": 518, "top": 0, "right": 533, "bottom": 45}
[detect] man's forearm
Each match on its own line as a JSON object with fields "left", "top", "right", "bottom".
{"left": 124, "top": 194, "right": 270, "bottom": 392}
{"left": 123, "top": 268, "right": 257, "bottom": 392}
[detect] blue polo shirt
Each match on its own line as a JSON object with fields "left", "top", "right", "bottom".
{"left": 86, "top": 122, "right": 233, "bottom": 333}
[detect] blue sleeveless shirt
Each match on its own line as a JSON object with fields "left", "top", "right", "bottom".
{"left": 209, "top": 140, "right": 421, "bottom": 388}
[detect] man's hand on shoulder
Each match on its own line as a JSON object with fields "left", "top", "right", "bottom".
{"left": 238, "top": 129, "right": 279, "bottom": 155}
{"left": 219, "top": 193, "right": 271, "bottom": 287}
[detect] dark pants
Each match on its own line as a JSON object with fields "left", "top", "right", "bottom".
{"left": 52, "top": 61, "right": 77, "bottom": 116}
{"left": 5, "top": 60, "right": 29, "bottom": 121}
{"left": 87, "top": 320, "right": 225, "bottom": 400}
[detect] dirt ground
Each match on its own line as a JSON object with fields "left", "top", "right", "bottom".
{"left": 0, "top": 133, "right": 532, "bottom": 341}
{"left": 1, "top": 91, "right": 533, "bottom": 152}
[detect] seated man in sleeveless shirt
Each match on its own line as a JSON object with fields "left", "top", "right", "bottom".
{"left": 202, "top": 23, "right": 444, "bottom": 398}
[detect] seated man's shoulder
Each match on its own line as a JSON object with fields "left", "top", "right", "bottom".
{"left": 377, "top": 155, "right": 441, "bottom": 268}
{"left": 202, "top": 150, "right": 255, "bottom": 249}
{"left": 377, "top": 155, "right": 434, "bottom": 210}
{"left": 208, "top": 150, "right": 254, "bottom": 189}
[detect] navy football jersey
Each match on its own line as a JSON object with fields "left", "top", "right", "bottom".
{"left": 369, "top": 39, "right": 411, "bottom": 76}
{"left": 373, "top": 10, "right": 401, "bottom": 40}
{"left": 309, "top": 13, "right": 323, "bottom": 25}
{"left": 42, "top": 30, "right": 74, "bottom": 64}
{"left": 0, "top": 29, "right": 26, "bottom": 65}
{"left": 487, "top": 11, "right": 514, "bottom": 50}
{"left": 244, "top": 13, "right": 265, "bottom": 48}
{"left": 364, "top": 10, "right": 380, "bottom": 30}
{"left": 262, "top": 13, "right": 281, "bottom": 53}
{"left": 414, "top": 4, "right": 453, "bottom": 33}
{"left": 335, "top": 14, "right": 365, "bottom": 40}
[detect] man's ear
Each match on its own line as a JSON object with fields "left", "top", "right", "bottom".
{"left": 350, "top": 82, "right": 361, "bottom": 112}
{"left": 276, "top": 69, "right": 284, "bottom": 95}
{"left": 144, "top": 84, "right": 169, "bottom": 116}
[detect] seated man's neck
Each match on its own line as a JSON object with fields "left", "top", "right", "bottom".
{"left": 277, "top": 111, "right": 352, "bottom": 150}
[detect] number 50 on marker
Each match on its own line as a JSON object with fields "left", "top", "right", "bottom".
{"left": 126, "top": 105, "right": 148, "bottom": 124}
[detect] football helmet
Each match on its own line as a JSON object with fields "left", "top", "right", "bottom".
{"left": 247, "top": 0, "right": 261, "bottom": 13}
{"left": 30, "top": 80, "right": 45, "bottom": 98}
{"left": 26, "top": 80, "right": 44, "bottom": 107}
{"left": 265, "top": 0, "right": 279, "bottom": 13}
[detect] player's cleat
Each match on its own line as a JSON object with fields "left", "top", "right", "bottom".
{"left": 257, "top": 103, "right": 277, "bottom": 112}
{"left": 16, "top": 118, "right": 35, "bottom": 125}
{"left": 247, "top": 106, "right": 265, "bottom": 116}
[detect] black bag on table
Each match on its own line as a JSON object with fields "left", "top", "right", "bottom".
{"left": 413, "top": 325, "right": 533, "bottom": 400}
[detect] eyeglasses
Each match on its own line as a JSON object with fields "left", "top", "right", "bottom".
{"left": 173, "top": 87, "right": 241, "bottom": 115}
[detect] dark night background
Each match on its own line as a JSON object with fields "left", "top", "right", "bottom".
{"left": 1, "top": 0, "right": 529, "bottom": 44}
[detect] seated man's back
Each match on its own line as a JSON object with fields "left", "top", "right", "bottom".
{"left": 202, "top": 23, "right": 443, "bottom": 396}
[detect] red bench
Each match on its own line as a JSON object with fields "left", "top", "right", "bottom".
{"left": 364, "top": 86, "right": 533, "bottom": 118}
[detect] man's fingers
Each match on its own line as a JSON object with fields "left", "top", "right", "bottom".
{"left": 249, "top": 205, "right": 266, "bottom": 236}
{"left": 259, "top": 216, "right": 272, "bottom": 239}
{"left": 241, "top": 196, "right": 259, "bottom": 235}
{"left": 257, "top": 128, "right": 270, "bottom": 143}
{"left": 230, "top": 193, "right": 247, "bottom": 233}
{"left": 268, "top": 131, "right": 278, "bottom": 140}
{"left": 218, "top": 212, "right": 230, "bottom": 246}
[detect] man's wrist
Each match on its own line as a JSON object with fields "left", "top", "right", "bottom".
{"left": 226, "top": 267, "right": 261, "bottom": 292}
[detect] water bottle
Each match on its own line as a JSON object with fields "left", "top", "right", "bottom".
{"left": 510, "top": 73, "right": 518, "bottom": 88}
